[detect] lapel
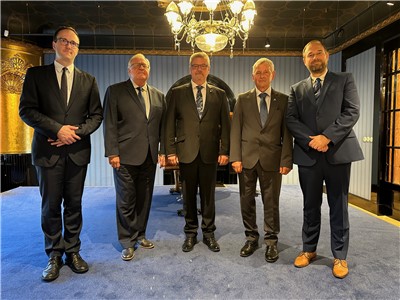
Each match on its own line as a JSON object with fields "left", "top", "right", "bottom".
{"left": 248, "top": 89, "right": 263, "bottom": 126}
{"left": 317, "top": 71, "right": 333, "bottom": 108}
{"left": 303, "top": 77, "right": 317, "bottom": 106}
{"left": 147, "top": 85, "right": 156, "bottom": 120}
{"left": 47, "top": 64, "right": 66, "bottom": 110}
{"left": 201, "top": 84, "right": 213, "bottom": 119}
{"left": 185, "top": 83, "right": 199, "bottom": 117}
{"left": 126, "top": 79, "right": 146, "bottom": 116}
{"left": 66, "top": 66, "right": 81, "bottom": 111}
{"left": 264, "top": 89, "right": 279, "bottom": 127}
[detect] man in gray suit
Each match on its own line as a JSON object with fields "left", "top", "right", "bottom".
{"left": 230, "top": 58, "right": 293, "bottom": 263}
{"left": 19, "top": 26, "right": 103, "bottom": 281}
{"left": 103, "top": 53, "right": 166, "bottom": 261}
{"left": 286, "top": 40, "right": 364, "bottom": 279}
{"left": 165, "top": 52, "right": 230, "bottom": 253}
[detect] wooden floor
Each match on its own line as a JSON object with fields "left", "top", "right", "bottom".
{"left": 349, "top": 192, "right": 400, "bottom": 221}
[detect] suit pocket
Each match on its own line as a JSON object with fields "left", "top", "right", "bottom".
{"left": 174, "top": 135, "right": 185, "bottom": 144}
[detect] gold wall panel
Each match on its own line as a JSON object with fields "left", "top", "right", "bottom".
{"left": 1, "top": 39, "right": 42, "bottom": 154}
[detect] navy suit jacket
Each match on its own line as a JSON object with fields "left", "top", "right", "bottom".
{"left": 286, "top": 71, "right": 363, "bottom": 166}
{"left": 103, "top": 80, "right": 166, "bottom": 165}
{"left": 19, "top": 64, "right": 103, "bottom": 167}
{"left": 164, "top": 83, "right": 230, "bottom": 164}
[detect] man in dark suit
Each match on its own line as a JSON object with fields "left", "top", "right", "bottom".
{"left": 165, "top": 52, "right": 230, "bottom": 253}
{"left": 286, "top": 40, "right": 364, "bottom": 279}
{"left": 230, "top": 58, "right": 293, "bottom": 263}
{"left": 103, "top": 54, "right": 166, "bottom": 261}
{"left": 19, "top": 26, "right": 103, "bottom": 282}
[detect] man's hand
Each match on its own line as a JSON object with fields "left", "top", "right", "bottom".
{"left": 309, "top": 135, "right": 330, "bottom": 152}
{"left": 47, "top": 138, "right": 66, "bottom": 147}
{"left": 218, "top": 155, "right": 229, "bottom": 166}
{"left": 158, "top": 155, "right": 166, "bottom": 168}
{"left": 57, "top": 125, "right": 80, "bottom": 145}
{"left": 280, "top": 167, "right": 292, "bottom": 175}
{"left": 231, "top": 161, "right": 242, "bottom": 173}
{"left": 167, "top": 154, "right": 179, "bottom": 166}
{"left": 108, "top": 156, "right": 120, "bottom": 170}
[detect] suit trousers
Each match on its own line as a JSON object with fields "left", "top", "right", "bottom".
{"left": 239, "top": 162, "right": 282, "bottom": 245}
{"left": 298, "top": 155, "right": 351, "bottom": 259}
{"left": 36, "top": 155, "right": 87, "bottom": 257}
{"left": 179, "top": 155, "right": 217, "bottom": 238}
{"left": 113, "top": 149, "right": 156, "bottom": 248}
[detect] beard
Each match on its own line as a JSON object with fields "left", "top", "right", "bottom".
{"left": 308, "top": 60, "right": 327, "bottom": 73}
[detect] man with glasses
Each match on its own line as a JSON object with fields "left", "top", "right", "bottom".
{"left": 19, "top": 26, "right": 103, "bottom": 281}
{"left": 103, "top": 54, "right": 166, "bottom": 261}
{"left": 230, "top": 58, "right": 293, "bottom": 263}
{"left": 164, "top": 52, "right": 230, "bottom": 253}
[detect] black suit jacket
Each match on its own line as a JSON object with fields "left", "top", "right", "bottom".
{"left": 286, "top": 71, "right": 364, "bottom": 166}
{"left": 164, "top": 83, "right": 230, "bottom": 164}
{"left": 19, "top": 63, "right": 103, "bottom": 167}
{"left": 103, "top": 80, "right": 166, "bottom": 165}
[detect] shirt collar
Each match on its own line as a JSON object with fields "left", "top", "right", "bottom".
{"left": 133, "top": 82, "right": 148, "bottom": 91}
{"left": 311, "top": 69, "right": 328, "bottom": 82}
{"left": 256, "top": 86, "right": 272, "bottom": 97}
{"left": 54, "top": 60, "right": 74, "bottom": 73}
{"left": 191, "top": 80, "right": 206, "bottom": 90}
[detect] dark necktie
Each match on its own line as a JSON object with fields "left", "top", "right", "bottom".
{"left": 61, "top": 67, "right": 68, "bottom": 106}
{"left": 313, "top": 78, "right": 321, "bottom": 102}
{"left": 196, "top": 86, "right": 203, "bottom": 118}
{"left": 259, "top": 92, "right": 268, "bottom": 127}
{"left": 136, "top": 86, "right": 147, "bottom": 115}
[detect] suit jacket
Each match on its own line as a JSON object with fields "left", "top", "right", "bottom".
{"left": 286, "top": 71, "right": 364, "bottom": 166}
{"left": 230, "top": 88, "right": 293, "bottom": 171}
{"left": 164, "top": 83, "right": 230, "bottom": 164}
{"left": 19, "top": 64, "right": 103, "bottom": 167}
{"left": 103, "top": 80, "right": 166, "bottom": 165}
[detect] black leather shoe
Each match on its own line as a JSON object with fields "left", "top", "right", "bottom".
{"left": 182, "top": 237, "right": 197, "bottom": 252}
{"left": 121, "top": 247, "right": 135, "bottom": 261}
{"left": 138, "top": 239, "right": 155, "bottom": 249}
{"left": 42, "top": 256, "right": 63, "bottom": 282}
{"left": 65, "top": 253, "right": 89, "bottom": 273}
{"left": 203, "top": 236, "right": 220, "bottom": 252}
{"left": 265, "top": 245, "right": 279, "bottom": 263}
{"left": 240, "top": 240, "right": 259, "bottom": 257}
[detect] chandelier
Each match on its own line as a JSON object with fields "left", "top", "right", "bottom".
{"left": 164, "top": 0, "right": 257, "bottom": 57}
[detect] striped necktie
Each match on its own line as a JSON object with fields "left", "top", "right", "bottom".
{"left": 196, "top": 86, "right": 203, "bottom": 118}
{"left": 313, "top": 78, "right": 321, "bottom": 102}
{"left": 259, "top": 92, "right": 268, "bottom": 127}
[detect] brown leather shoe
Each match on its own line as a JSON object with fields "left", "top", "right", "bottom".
{"left": 294, "top": 251, "right": 317, "bottom": 268}
{"left": 42, "top": 256, "right": 63, "bottom": 282}
{"left": 138, "top": 239, "right": 155, "bottom": 249}
{"left": 121, "top": 247, "right": 135, "bottom": 261}
{"left": 332, "top": 259, "right": 349, "bottom": 279}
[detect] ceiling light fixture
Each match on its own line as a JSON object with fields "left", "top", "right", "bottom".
{"left": 164, "top": 0, "right": 257, "bottom": 58}
{"left": 386, "top": 2, "right": 394, "bottom": 6}
{"left": 265, "top": 38, "right": 270, "bottom": 48}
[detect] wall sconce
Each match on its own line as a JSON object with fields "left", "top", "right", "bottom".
{"left": 4, "top": 29, "right": 9, "bottom": 37}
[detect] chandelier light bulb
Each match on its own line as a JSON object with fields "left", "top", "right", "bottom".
{"left": 204, "top": 0, "right": 220, "bottom": 12}
{"left": 230, "top": 0, "right": 244, "bottom": 15}
{"left": 178, "top": 0, "right": 193, "bottom": 15}
{"left": 165, "top": 1, "right": 180, "bottom": 24}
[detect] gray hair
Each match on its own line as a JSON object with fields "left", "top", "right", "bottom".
{"left": 252, "top": 58, "right": 274, "bottom": 74}
{"left": 189, "top": 52, "right": 210, "bottom": 67}
{"left": 127, "top": 53, "right": 151, "bottom": 70}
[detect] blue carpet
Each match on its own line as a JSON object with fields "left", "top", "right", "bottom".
{"left": 1, "top": 185, "right": 399, "bottom": 299}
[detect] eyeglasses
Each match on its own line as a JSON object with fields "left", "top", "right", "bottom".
{"left": 254, "top": 71, "right": 272, "bottom": 77}
{"left": 191, "top": 64, "right": 208, "bottom": 70}
{"left": 130, "top": 63, "right": 149, "bottom": 69}
{"left": 56, "top": 37, "right": 79, "bottom": 49}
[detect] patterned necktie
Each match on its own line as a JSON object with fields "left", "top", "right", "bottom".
{"left": 61, "top": 67, "right": 68, "bottom": 106}
{"left": 259, "top": 92, "right": 268, "bottom": 127}
{"left": 136, "top": 86, "right": 147, "bottom": 116}
{"left": 313, "top": 78, "right": 321, "bottom": 102}
{"left": 196, "top": 85, "right": 203, "bottom": 118}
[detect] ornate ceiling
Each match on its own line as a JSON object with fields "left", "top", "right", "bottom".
{"left": 2, "top": 1, "right": 400, "bottom": 54}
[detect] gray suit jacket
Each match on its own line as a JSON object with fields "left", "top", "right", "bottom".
{"left": 164, "top": 83, "right": 230, "bottom": 164}
{"left": 230, "top": 88, "right": 293, "bottom": 171}
{"left": 19, "top": 64, "right": 103, "bottom": 167}
{"left": 286, "top": 71, "right": 364, "bottom": 166}
{"left": 103, "top": 79, "right": 166, "bottom": 165}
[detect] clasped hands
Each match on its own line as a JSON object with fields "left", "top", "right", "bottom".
{"left": 308, "top": 134, "right": 331, "bottom": 152}
{"left": 48, "top": 125, "right": 81, "bottom": 147}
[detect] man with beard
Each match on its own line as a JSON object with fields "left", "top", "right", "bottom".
{"left": 286, "top": 40, "right": 363, "bottom": 279}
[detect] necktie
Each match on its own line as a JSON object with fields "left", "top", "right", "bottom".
{"left": 196, "top": 86, "right": 203, "bottom": 118}
{"left": 61, "top": 67, "right": 68, "bottom": 106}
{"left": 313, "top": 78, "right": 321, "bottom": 102}
{"left": 136, "top": 87, "right": 148, "bottom": 117}
{"left": 259, "top": 92, "right": 268, "bottom": 127}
